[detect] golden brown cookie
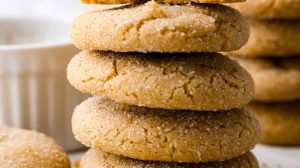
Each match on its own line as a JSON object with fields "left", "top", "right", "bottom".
{"left": 248, "top": 101, "right": 300, "bottom": 146}
{"left": 82, "top": 0, "right": 245, "bottom": 5}
{"left": 0, "top": 126, "right": 71, "bottom": 168}
{"left": 80, "top": 150, "right": 259, "bottom": 168}
{"left": 71, "top": 2, "right": 249, "bottom": 53}
{"left": 72, "top": 97, "right": 261, "bottom": 163}
{"left": 67, "top": 51, "right": 254, "bottom": 111}
{"left": 230, "top": 0, "right": 300, "bottom": 19}
{"left": 230, "top": 19, "right": 300, "bottom": 58}
{"left": 233, "top": 57, "right": 300, "bottom": 102}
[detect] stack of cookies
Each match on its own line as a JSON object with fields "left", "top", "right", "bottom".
{"left": 67, "top": 0, "right": 261, "bottom": 167}
{"left": 230, "top": 0, "right": 300, "bottom": 145}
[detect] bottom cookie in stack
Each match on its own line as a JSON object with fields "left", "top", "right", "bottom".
{"left": 248, "top": 101, "right": 300, "bottom": 146}
{"left": 73, "top": 97, "right": 260, "bottom": 166}
{"left": 80, "top": 150, "right": 258, "bottom": 168}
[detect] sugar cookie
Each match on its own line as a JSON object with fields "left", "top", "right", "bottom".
{"left": 248, "top": 101, "right": 300, "bottom": 146}
{"left": 230, "top": 19, "right": 300, "bottom": 58}
{"left": 80, "top": 150, "right": 259, "bottom": 168}
{"left": 72, "top": 97, "right": 261, "bottom": 162}
{"left": 0, "top": 126, "right": 70, "bottom": 168}
{"left": 230, "top": 0, "right": 300, "bottom": 19}
{"left": 71, "top": 2, "right": 249, "bottom": 53}
{"left": 67, "top": 51, "right": 254, "bottom": 111}
{"left": 234, "top": 57, "right": 300, "bottom": 102}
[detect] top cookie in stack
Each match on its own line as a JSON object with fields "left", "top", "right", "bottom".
{"left": 68, "top": 0, "right": 261, "bottom": 167}
{"left": 229, "top": 0, "right": 300, "bottom": 146}
{"left": 71, "top": 2, "right": 249, "bottom": 53}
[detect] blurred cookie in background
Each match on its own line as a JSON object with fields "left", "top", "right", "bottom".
{"left": 229, "top": 19, "right": 300, "bottom": 58}
{"left": 0, "top": 126, "right": 71, "bottom": 168}
{"left": 229, "top": 0, "right": 300, "bottom": 19}
{"left": 233, "top": 57, "right": 300, "bottom": 102}
{"left": 248, "top": 101, "right": 300, "bottom": 146}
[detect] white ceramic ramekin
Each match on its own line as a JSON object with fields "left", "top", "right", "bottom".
{"left": 0, "top": 17, "right": 86, "bottom": 152}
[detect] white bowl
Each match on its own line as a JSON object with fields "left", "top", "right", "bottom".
{"left": 0, "top": 17, "right": 86, "bottom": 152}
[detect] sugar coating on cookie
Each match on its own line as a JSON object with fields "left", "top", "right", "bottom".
{"left": 229, "top": 0, "right": 300, "bottom": 19}
{"left": 230, "top": 19, "right": 300, "bottom": 58}
{"left": 71, "top": 2, "right": 249, "bottom": 53}
{"left": 80, "top": 150, "right": 259, "bottom": 168}
{"left": 248, "top": 101, "right": 300, "bottom": 146}
{"left": 0, "top": 126, "right": 71, "bottom": 168}
{"left": 82, "top": 0, "right": 245, "bottom": 5}
{"left": 233, "top": 57, "right": 300, "bottom": 102}
{"left": 72, "top": 97, "right": 261, "bottom": 163}
{"left": 67, "top": 51, "right": 254, "bottom": 111}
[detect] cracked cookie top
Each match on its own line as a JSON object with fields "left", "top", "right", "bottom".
{"left": 72, "top": 97, "right": 261, "bottom": 162}
{"left": 81, "top": 0, "right": 245, "bottom": 5}
{"left": 0, "top": 126, "right": 70, "bottom": 168}
{"left": 233, "top": 57, "right": 300, "bottom": 102}
{"left": 80, "top": 150, "right": 259, "bottom": 168}
{"left": 70, "top": 2, "right": 249, "bottom": 53}
{"left": 67, "top": 51, "right": 254, "bottom": 111}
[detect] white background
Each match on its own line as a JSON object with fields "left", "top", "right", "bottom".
{"left": 0, "top": 0, "right": 84, "bottom": 19}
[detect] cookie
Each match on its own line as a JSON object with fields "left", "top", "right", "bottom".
{"left": 230, "top": 0, "right": 300, "bottom": 19}
{"left": 233, "top": 57, "right": 300, "bottom": 102}
{"left": 0, "top": 126, "right": 71, "bottom": 168}
{"left": 87, "top": 4, "right": 128, "bottom": 11}
{"left": 70, "top": 2, "right": 249, "bottom": 53}
{"left": 230, "top": 19, "right": 300, "bottom": 58}
{"left": 67, "top": 51, "right": 254, "bottom": 111}
{"left": 72, "top": 97, "right": 261, "bottom": 163}
{"left": 82, "top": 0, "right": 245, "bottom": 5}
{"left": 248, "top": 101, "right": 300, "bottom": 146}
{"left": 80, "top": 150, "right": 259, "bottom": 168}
